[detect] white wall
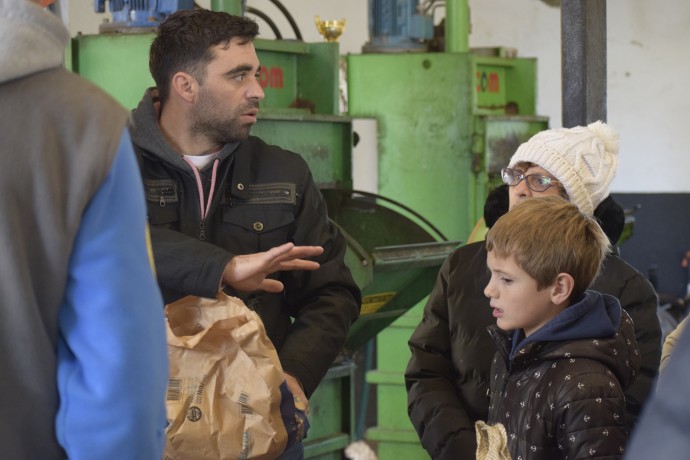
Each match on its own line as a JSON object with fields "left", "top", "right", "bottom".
{"left": 607, "top": 0, "right": 690, "bottom": 193}
{"left": 64, "top": 0, "right": 690, "bottom": 193}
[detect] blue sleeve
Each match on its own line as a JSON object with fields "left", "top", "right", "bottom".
{"left": 55, "top": 129, "right": 168, "bottom": 460}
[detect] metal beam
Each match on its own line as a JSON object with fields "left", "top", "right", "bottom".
{"left": 211, "top": 0, "right": 244, "bottom": 15}
{"left": 446, "top": 0, "right": 470, "bottom": 53}
{"left": 561, "top": 0, "right": 607, "bottom": 127}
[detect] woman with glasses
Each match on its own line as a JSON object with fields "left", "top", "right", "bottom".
{"left": 405, "top": 121, "right": 661, "bottom": 460}
{"left": 501, "top": 165, "right": 565, "bottom": 196}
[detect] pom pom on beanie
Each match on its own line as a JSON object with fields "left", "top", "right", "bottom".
{"left": 508, "top": 121, "right": 619, "bottom": 216}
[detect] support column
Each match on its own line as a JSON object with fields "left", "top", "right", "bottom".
{"left": 561, "top": 0, "right": 607, "bottom": 127}
{"left": 445, "top": 0, "right": 469, "bottom": 53}
{"left": 211, "top": 0, "right": 243, "bottom": 15}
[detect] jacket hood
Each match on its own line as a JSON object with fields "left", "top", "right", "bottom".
{"left": 506, "top": 292, "right": 640, "bottom": 389}
{"left": 511, "top": 291, "right": 620, "bottom": 354}
{"left": 130, "top": 88, "right": 239, "bottom": 171}
{"left": 484, "top": 184, "right": 625, "bottom": 245}
{"left": 0, "top": 0, "right": 69, "bottom": 84}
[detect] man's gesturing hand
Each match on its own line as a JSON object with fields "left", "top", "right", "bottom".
{"left": 222, "top": 243, "right": 324, "bottom": 293}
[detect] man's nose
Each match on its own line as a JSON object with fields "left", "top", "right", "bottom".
{"left": 249, "top": 78, "right": 265, "bottom": 101}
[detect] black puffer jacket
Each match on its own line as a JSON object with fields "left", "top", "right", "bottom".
{"left": 131, "top": 89, "right": 361, "bottom": 397}
{"left": 405, "top": 188, "right": 660, "bottom": 460}
{"left": 487, "top": 293, "right": 640, "bottom": 460}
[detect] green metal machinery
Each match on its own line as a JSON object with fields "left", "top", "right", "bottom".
{"left": 346, "top": 51, "right": 548, "bottom": 458}
{"left": 345, "top": 1, "right": 549, "bottom": 457}
{"left": 70, "top": 34, "right": 341, "bottom": 116}
{"left": 347, "top": 50, "right": 548, "bottom": 242}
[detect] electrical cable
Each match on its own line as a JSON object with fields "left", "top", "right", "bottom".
{"left": 321, "top": 188, "right": 449, "bottom": 242}
{"left": 265, "top": 0, "right": 302, "bottom": 40}
{"left": 194, "top": 1, "right": 299, "bottom": 41}
{"left": 246, "top": 6, "right": 282, "bottom": 39}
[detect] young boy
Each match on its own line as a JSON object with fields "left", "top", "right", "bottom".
{"left": 483, "top": 196, "right": 640, "bottom": 460}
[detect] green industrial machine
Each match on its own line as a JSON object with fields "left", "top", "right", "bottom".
{"left": 68, "top": 4, "right": 461, "bottom": 458}
{"left": 347, "top": 51, "right": 548, "bottom": 241}
{"left": 345, "top": 1, "right": 549, "bottom": 457}
{"left": 70, "top": 35, "right": 341, "bottom": 116}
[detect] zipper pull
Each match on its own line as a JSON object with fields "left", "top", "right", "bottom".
{"left": 199, "top": 220, "right": 206, "bottom": 241}
{"left": 159, "top": 187, "right": 174, "bottom": 207}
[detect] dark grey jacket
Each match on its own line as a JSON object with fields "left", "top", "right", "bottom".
{"left": 131, "top": 89, "right": 361, "bottom": 396}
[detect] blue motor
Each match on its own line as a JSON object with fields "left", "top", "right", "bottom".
{"left": 363, "top": 0, "right": 434, "bottom": 53}
{"left": 95, "top": 0, "right": 194, "bottom": 32}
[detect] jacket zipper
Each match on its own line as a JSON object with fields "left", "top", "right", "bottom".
{"left": 181, "top": 157, "right": 220, "bottom": 241}
{"left": 199, "top": 220, "right": 206, "bottom": 241}
{"left": 144, "top": 182, "right": 178, "bottom": 207}
{"left": 487, "top": 328, "right": 512, "bottom": 422}
{"left": 159, "top": 187, "right": 175, "bottom": 207}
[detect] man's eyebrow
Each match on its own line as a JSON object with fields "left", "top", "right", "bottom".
{"left": 225, "top": 64, "right": 262, "bottom": 76}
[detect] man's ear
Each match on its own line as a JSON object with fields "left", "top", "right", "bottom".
{"left": 170, "top": 72, "right": 197, "bottom": 103}
{"left": 551, "top": 273, "right": 574, "bottom": 305}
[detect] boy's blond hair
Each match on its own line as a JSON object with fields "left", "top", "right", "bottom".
{"left": 485, "top": 196, "right": 610, "bottom": 300}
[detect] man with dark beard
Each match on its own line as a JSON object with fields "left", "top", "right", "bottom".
{"left": 130, "top": 10, "right": 361, "bottom": 459}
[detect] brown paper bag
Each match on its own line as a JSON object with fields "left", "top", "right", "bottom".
{"left": 163, "top": 293, "right": 288, "bottom": 459}
{"left": 475, "top": 421, "right": 512, "bottom": 460}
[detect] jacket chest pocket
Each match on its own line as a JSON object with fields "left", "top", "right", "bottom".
{"left": 222, "top": 205, "right": 295, "bottom": 252}
{"left": 144, "top": 179, "right": 180, "bottom": 227}
{"left": 221, "top": 182, "right": 297, "bottom": 252}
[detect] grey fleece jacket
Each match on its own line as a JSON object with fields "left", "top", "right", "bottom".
{"left": 0, "top": 2, "right": 168, "bottom": 458}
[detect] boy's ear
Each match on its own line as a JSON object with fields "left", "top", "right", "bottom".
{"left": 551, "top": 273, "right": 574, "bottom": 305}
{"left": 170, "top": 71, "right": 198, "bottom": 103}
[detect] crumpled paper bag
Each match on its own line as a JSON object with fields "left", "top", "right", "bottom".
{"left": 475, "top": 420, "right": 512, "bottom": 460}
{"left": 474, "top": 420, "right": 511, "bottom": 460}
{"left": 163, "top": 293, "right": 289, "bottom": 459}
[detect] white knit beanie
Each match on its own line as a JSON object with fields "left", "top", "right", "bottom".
{"left": 508, "top": 121, "right": 619, "bottom": 216}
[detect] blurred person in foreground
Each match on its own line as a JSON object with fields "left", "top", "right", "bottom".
{"left": 0, "top": 0, "right": 168, "bottom": 457}
{"left": 625, "top": 319, "right": 690, "bottom": 459}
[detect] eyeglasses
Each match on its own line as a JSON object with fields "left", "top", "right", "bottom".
{"left": 501, "top": 167, "right": 561, "bottom": 192}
